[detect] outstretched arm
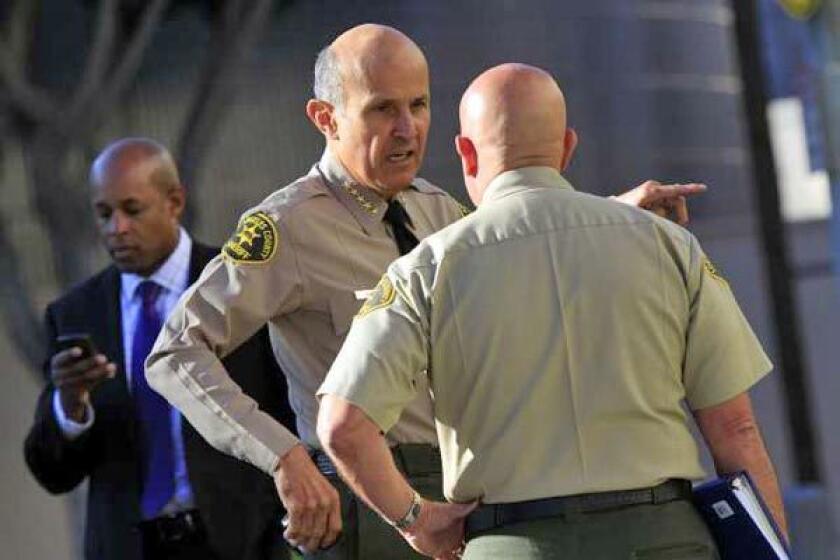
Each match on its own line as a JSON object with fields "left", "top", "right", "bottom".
{"left": 693, "top": 392, "right": 788, "bottom": 540}
{"left": 613, "top": 180, "right": 707, "bottom": 225}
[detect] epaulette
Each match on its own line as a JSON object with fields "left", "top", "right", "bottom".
{"left": 411, "top": 177, "right": 451, "bottom": 196}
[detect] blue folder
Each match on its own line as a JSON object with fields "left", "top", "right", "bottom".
{"left": 693, "top": 471, "right": 791, "bottom": 559}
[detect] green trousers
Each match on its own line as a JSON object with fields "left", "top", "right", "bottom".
{"left": 306, "top": 445, "right": 444, "bottom": 560}
{"left": 464, "top": 500, "right": 720, "bottom": 560}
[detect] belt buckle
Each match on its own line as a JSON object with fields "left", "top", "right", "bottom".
{"left": 181, "top": 511, "right": 196, "bottom": 534}
{"left": 163, "top": 515, "right": 185, "bottom": 543}
{"left": 161, "top": 511, "right": 195, "bottom": 543}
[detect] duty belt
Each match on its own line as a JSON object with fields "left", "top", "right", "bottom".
{"left": 465, "top": 479, "right": 693, "bottom": 539}
{"left": 312, "top": 443, "right": 442, "bottom": 478}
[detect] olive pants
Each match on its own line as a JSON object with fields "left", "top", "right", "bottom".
{"left": 464, "top": 500, "right": 720, "bottom": 560}
{"left": 306, "top": 444, "right": 443, "bottom": 560}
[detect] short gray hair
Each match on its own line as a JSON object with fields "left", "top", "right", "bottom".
{"left": 313, "top": 46, "right": 343, "bottom": 108}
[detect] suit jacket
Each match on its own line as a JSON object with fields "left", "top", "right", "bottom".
{"left": 24, "top": 242, "right": 296, "bottom": 560}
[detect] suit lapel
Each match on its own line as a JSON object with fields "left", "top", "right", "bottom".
{"left": 188, "top": 242, "right": 217, "bottom": 283}
{"left": 90, "top": 266, "right": 132, "bottom": 409}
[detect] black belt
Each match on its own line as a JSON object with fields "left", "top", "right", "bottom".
{"left": 312, "top": 443, "right": 441, "bottom": 478}
{"left": 138, "top": 509, "right": 207, "bottom": 547}
{"left": 465, "top": 479, "right": 693, "bottom": 539}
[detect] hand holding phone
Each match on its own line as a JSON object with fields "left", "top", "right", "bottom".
{"left": 56, "top": 333, "right": 98, "bottom": 359}
{"left": 51, "top": 333, "right": 115, "bottom": 421}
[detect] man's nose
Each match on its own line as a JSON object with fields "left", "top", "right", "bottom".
{"left": 393, "top": 108, "right": 417, "bottom": 139}
{"left": 106, "top": 212, "right": 131, "bottom": 235}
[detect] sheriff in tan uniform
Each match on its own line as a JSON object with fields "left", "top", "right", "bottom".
{"left": 321, "top": 166, "right": 771, "bottom": 500}
{"left": 319, "top": 167, "right": 773, "bottom": 558}
{"left": 316, "top": 64, "right": 786, "bottom": 560}
{"left": 147, "top": 149, "right": 463, "bottom": 470}
{"left": 146, "top": 150, "right": 464, "bottom": 556}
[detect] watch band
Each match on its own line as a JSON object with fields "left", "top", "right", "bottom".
{"left": 392, "top": 491, "right": 422, "bottom": 530}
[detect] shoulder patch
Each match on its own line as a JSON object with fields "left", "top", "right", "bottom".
{"left": 223, "top": 211, "right": 278, "bottom": 264}
{"left": 356, "top": 275, "right": 396, "bottom": 318}
{"left": 703, "top": 258, "right": 728, "bottom": 285}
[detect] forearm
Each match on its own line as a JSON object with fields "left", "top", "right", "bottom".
{"left": 710, "top": 423, "right": 787, "bottom": 537}
{"left": 318, "top": 397, "right": 416, "bottom": 525}
{"left": 146, "top": 345, "right": 298, "bottom": 475}
{"left": 694, "top": 394, "right": 788, "bottom": 538}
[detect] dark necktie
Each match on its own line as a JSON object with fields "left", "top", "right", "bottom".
{"left": 131, "top": 280, "right": 175, "bottom": 518}
{"left": 383, "top": 199, "right": 420, "bottom": 255}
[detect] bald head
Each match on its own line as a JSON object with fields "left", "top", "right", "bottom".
{"left": 314, "top": 24, "right": 428, "bottom": 110}
{"left": 307, "top": 24, "right": 431, "bottom": 196}
{"left": 89, "top": 137, "right": 185, "bottom": 276}
{"left": 456, "top": 64, "right": 577, "bottom": 203}
{"left": 90, "top": 137, "right": 181, "bottom": 194}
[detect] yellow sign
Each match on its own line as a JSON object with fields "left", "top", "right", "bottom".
{"left": 223, "top": 212, "right": 278, "bottom": 264}
{"left": 778, "top": 0, "right": 822, "bottom": 20}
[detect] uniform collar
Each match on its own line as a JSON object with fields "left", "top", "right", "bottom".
{"left": 121, "top": 227, "right": 192, "bottom": 300}
{"left": 314, "top": 149, "right": 421, "bottom": 235}
{"left": 482, "top": 166, "right": 574, "bottom": 205}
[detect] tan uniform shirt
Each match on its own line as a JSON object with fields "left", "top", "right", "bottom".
{"left": 146, "top": 150, "right": 465, "bottom": 475}
{"left": 319, "top": 166, "right": 772, "bottom": 504}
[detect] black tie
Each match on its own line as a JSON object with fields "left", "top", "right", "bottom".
{"left": 383, "top": 199, "right": 419, "bottom": 255}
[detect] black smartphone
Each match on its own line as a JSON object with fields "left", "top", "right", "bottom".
{"left": 56, "top": 333, "right": 98, "bottom": 359}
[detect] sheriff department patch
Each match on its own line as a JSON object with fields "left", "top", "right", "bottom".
{"left": 704, "top": 259, "right": 729, "bottom": 285}
{"left": 356, "top": 275, "right": 396, "bottom": 318}
{"left": 223, "top": 212, "right": 278, "bottom": 264}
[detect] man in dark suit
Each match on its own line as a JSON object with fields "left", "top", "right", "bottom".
{"left": 24, "top": 138, "right": 296, "bottom": 560}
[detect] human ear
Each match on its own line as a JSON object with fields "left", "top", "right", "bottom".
{"left": 306, "top": 99, "right": 339, "bottom": 140}
{"left": 454, "top": 135, "right": 478, "bottom": 177}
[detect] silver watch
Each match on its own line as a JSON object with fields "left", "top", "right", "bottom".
{"left": 392, "top": 491, "right": 422, "bottom": 530}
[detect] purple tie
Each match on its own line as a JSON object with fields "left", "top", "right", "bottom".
{"left": 131, "top": 280, "right": 175, "bottom": 518}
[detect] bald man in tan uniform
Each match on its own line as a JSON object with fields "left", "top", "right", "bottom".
{"left": 147, "top": 24, "right": 708, "bottom": 559}
{"left": 317, "top": 64, "right": 786, "bottom": 559}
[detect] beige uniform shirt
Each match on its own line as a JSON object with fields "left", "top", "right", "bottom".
{"left": 146, "top": 150, "right": 465, "bottom": 475}
{"left": 319, "top": 166, "right": 772, "bottom": 504}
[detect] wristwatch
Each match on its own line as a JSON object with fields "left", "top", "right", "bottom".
{"left": 392, "top": 491, "right": 422, "bottom": 530}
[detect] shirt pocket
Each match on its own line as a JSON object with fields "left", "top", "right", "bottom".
{"left": 328, "top": 293, "right": 364, "bottom": 336}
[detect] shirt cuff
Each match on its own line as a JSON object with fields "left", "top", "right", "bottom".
{"left": 52, "top": 390, "right": 95, "bottom": 440}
